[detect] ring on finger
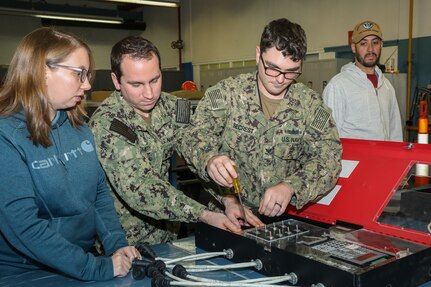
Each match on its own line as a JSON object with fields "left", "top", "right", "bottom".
{"left": 274, "top": 202, "right": 282, "bottom": 208}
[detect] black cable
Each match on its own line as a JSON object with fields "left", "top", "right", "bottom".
{"left": 147, "top": 260, "right": 167, "bottom": 278}
{"left": 136, "top": 242, "right": 157, "bottom": 260}
{"left": 132, "top": 264, "right": 147, "bottom": 280}
{"left": 132, "top": 257, "right": 153, "bottom": 280}
{"left": 172, "top": 264, "right": 189, "bottom": 279}
{"left": 152, "top": 276, "right": 172, "bottom": 287}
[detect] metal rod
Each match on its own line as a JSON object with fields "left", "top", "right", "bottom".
{"left": 406, "top": 0, "right": 413, "bottom": 121}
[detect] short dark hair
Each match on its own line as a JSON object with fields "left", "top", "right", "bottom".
{"left": 259, "top": 18, "right": 307, "bottom": 62}
{"left": 111, "top": 36, "right": 161, "bottom": 80}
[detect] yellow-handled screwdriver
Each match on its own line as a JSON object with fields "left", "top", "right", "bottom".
{"left": 232, "top": 166, "right": 247, "bottom": 224}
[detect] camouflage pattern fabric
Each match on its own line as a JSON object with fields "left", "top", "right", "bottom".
{"left": 89, "top": 91, "right": 206, "bottom": 245}
{"left": 180, "top": 72, "right": 342, "bottom": 209}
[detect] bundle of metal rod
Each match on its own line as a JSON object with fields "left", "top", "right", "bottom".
{"left": 131, "top": 243, "right": 300, "bottom": 286}
{"left": 146, "top": 259, "right": 298, "bottom": 287}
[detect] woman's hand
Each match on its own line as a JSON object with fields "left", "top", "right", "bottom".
{"left": 112, "top": 246, "right": 141, "bottom": 277}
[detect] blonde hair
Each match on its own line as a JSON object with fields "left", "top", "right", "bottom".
{"left": 0, "top": 27, "right": 94, "bottom": 147}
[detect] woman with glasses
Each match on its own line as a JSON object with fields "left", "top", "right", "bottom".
{"left": 0, "top": 27, "right": 140, "bottom": 280}
{"left": 180, "top": 18, "right": 342, "bottom": 229}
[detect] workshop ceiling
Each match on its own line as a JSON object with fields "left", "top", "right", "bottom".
{"left": 0, "top": 0, "right": 179, "bottom": 30}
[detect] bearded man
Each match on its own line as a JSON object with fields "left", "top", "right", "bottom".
{"left": 323, "top": 20, "right": 403, "bottom": 141}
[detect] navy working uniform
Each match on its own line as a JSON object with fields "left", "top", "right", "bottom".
{"left": 181, "top": 72, "right": 342, "bottom": 209}
{"left": 89, "top": 91, "right": 206, "bottom": 245}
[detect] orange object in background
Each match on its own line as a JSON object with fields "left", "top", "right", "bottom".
{"left": 418, "top": 100, "right": 429, "bottom": 136}
{"left": 181, "top": 81, "right": 198, "bottom": 91}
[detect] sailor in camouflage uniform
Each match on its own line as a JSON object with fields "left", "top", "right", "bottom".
{"left": 180, "top": 18, "right": 342, "bottom": 226}
{"left": 89, "top": 36, "right": 239, "bottom": 245}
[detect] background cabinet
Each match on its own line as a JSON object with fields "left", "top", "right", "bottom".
{"left": 199, "top": 66, "right": 255, "bottom": 91}
{"left": 298, "top": 58, "right": 351, "bottom": 94}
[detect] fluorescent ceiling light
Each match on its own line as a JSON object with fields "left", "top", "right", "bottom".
{"left": 106, "top": 0, "right": 179, "bottom": 8}
{"left": 34, "top": 14, "right": 122, "bottom": 24}
{"left": 0, "top": 7, "right": 124, "bottom": 24}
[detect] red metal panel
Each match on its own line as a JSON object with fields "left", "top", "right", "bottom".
{"left": 287, "top": 138, "right": 431, "bottom": 246}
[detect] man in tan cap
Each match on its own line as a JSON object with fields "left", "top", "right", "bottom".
{"left": 323, "top": 21, "right": 403, "bottom": 141}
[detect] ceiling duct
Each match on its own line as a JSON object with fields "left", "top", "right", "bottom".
{"left": 0, "top": 0, "right": 147, "bottom": 30}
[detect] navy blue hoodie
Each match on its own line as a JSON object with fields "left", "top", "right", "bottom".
{"left": 0, "top": 110, "right": 128, "bottom": 280}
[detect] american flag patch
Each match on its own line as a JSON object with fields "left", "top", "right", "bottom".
{"left": 176, "top": 99, "right": 191, "bottom": 124}
{"left": 310, "top": 106, "right": 330, "bottom": 132}
{"left": 207, "top": 89, "right": 224, "bottom": 110}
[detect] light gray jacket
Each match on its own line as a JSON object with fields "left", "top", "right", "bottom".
{"left": 323, "top": 62, "right": 403, "bottom": 141}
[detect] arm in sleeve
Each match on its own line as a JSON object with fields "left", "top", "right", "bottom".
{"left": 94, "top": 163, "right": 128, "bottom": 255}
{"left": 0, "top": 136, "right": 114, "bottom": 281}
{"left": 322, "top": 82, "right": 346, "bottom": 133}
{"left": 283, "top": 100, "right": 342, "bottom": 209}
{"left": 177, "top": 86, "right": 229, "bottom": 181}
{"left": 388, "top": 91, "right": 404, "bottom": 142}
{"left": 91, "top": 121, "right": 206, "bottom": 222}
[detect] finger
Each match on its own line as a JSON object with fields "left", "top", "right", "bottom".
{"left": 266, "top": 200, "right": 283, "bottom": 217}
{"left": 121, "top": 247, "right": 132, "bottom": 257}
{"left": 117, "top": 266, "right": 129, "bottom": 278}
{"left": 260, "top": 205, "right": 271, "bottom": 217}
{"left": 261, "top": 206, "right": 272, "bottom": 217}
{"left": 225, "top": 163, "right": 238, "bottom": 179}
{"left": 276, "top": 203, "right": 287, "bottom": 217}
{"left": 223, "top": 218, "right": 242, "bottom": 233}
{"left": 258, "top": 195, "right": 271, "bottom": 214}
{"left": 208, "top": 164, "right": 231, "bottom": 186}
{"left": 269, "top": 202, "right": 280, "bottom": 217}
{"left": 128, "top": 247, "right": 140, "bottom": 261}
{"left": 226, "top": 212, "right": 242, "bottom": 229}
{"left": 120, "top": 258, "right": 132, "bottom": 276}
{"left": 218, "top": 168, "right": 233, "bottom": 186}
{"left": 136, "top": 249, "right": 142, "bottom": 260}
{"left": 217, "top": 161, "right": 236, "bottom": 185}
{"left": 122, "top": 247, "right": 135, "bottom": 261}
{"left": 214, "top": 157, "right": 236, "bottom": 183}
{"left": 245, "top": 210, "right": 264, "bottom": 227}
{"left": 207, "top": 158, "right": 223, "bottom": 185}
{"left": 208, "top": 169, "right": 226, "bottom": 186}
{"left": 125, "top": 258, "right": 132, "bottom": 270}
{"left": 208, "top": 156, "right": 238, "bottom": 187}
{"left": 113, "top": 254, "right": 131, "bottom": 277}
{"left": 261, "top": 200, "right": 279, "bottom": 217}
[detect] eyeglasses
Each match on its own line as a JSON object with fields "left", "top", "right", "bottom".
{"left": 48, "top": 63, "right": 92, "bottom": 83}
{"left": 259, "top": 54, "right": 302, "bottom": 80}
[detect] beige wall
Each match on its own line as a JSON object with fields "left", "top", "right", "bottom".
{"left": 0, "top": 0, "right": 430, "bottom": 69}
{"left": 182, "top": 0, "right": 431, "bottom": 64}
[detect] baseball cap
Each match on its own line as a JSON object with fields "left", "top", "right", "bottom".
{"left": 351, "top": 21, "right": 383, "bottom": 43}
